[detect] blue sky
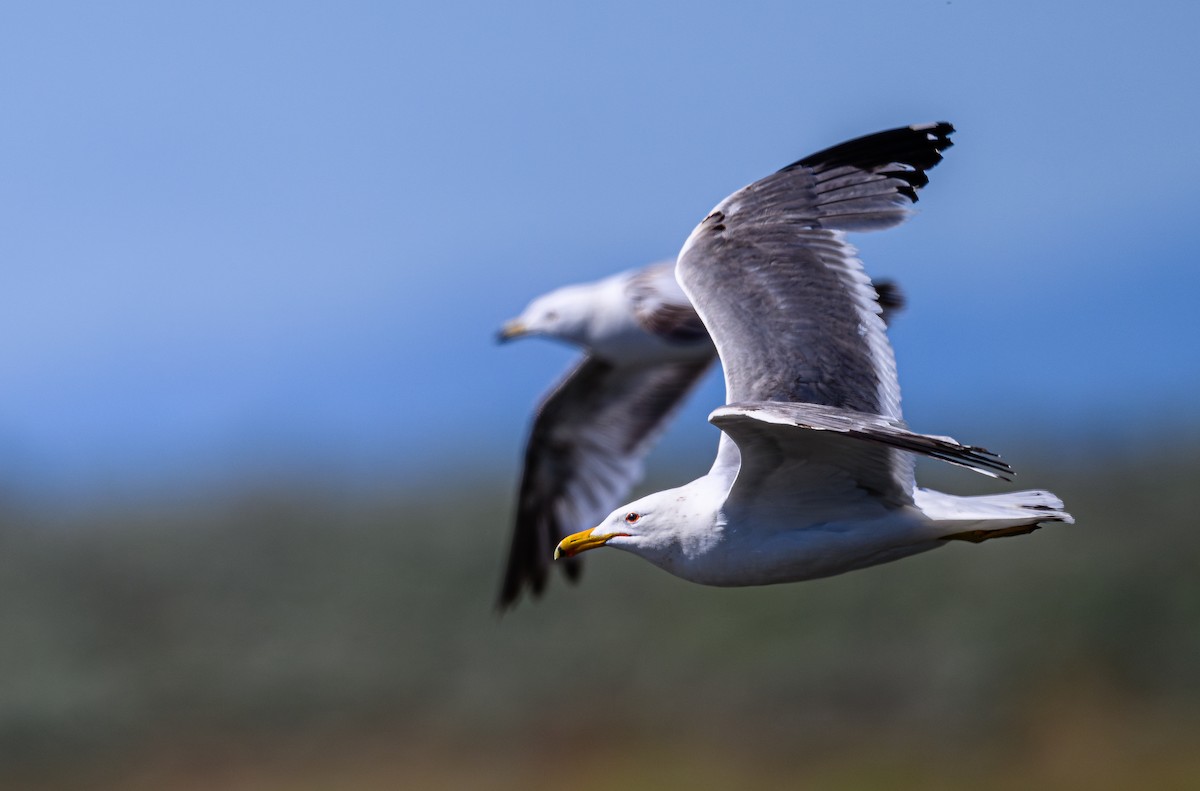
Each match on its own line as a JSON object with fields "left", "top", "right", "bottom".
{"left": 2, "top": 1, "right": 1198, "bottom": 498}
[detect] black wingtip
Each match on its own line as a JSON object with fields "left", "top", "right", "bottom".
{"left": 562, "top": 556, "right": 584, "bottom": 582}
{"left": 494, "top": 571, "right": 523, "bottom": 614}
{"left": 784, "top": 121, "right": 956, "bottom": 202}
{"left": 494, "top": 541, "right": 584, "bottom": 614}
{"left": 872, "top": 278, "right": 906, "bottom": 322}
{"left": 795, "top": 121, "right": 955, "bottom": 169}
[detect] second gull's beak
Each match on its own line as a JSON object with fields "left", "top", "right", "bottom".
{"left": 554, "top": 527, "right": 628, "bottom": 559}
{"left": 496, "top": 320, "right": 527, "bottom": 343}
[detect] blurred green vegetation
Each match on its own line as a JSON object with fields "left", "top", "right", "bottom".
{"left": 1, "top": 439, "right": 1198, "bottom": 789}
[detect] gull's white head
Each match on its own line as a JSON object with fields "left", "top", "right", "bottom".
{"left": 553, "top": 485, "right": 719, "bottom": 573}
{"left": 496, "top": 284, "right": 595, "bottom": 347}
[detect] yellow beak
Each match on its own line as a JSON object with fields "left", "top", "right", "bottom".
{"left": 554, "top": 527, "right": 627, "bottom": 559}
{"left": 496, "top": 320, "right": 527, "bottom": 342}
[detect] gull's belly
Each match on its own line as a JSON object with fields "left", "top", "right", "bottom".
{"left": 664, "top": 512, "right": 942, "bottom": 587}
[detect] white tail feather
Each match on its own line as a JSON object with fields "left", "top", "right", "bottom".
{"left": 915, "top": 487, "right": 1075, "bottom": 538}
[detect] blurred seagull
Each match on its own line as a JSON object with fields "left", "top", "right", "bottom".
{"left": 552, "top": 122, "right": 1073, "bottom": 587}
{"left": 497, "top": 262, "right": 904, "bottom": 609}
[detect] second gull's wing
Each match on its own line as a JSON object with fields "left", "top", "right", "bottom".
{"left": 625, "top": 261, "right": 710, "bottom": 344}
{"left": 497, "top": 353, "right": 716, "bottom": 609}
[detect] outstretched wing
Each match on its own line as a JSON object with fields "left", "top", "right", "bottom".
{"left": 675, "top": 122, "right": 954, "bottom": 491}
{"left": 497, "top": 353, "right": 715, "bottom": 609}
{"left": 710, "top": 401, "right": 1011, "bottom": 524}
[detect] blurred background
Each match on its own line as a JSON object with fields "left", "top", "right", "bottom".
{"left": 3, "top": 1, "right": 1199, "bottom": 788}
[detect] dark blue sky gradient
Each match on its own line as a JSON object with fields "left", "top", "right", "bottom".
{"left": 2, "top": 2, "right": 1198, "bottom": 498}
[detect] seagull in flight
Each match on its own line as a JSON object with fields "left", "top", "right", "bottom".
{"left": 497, "top": 265, "right": 903, "bottom": 608}
{"left": 552, "top": 122, "right": 1073, "bottom": 587}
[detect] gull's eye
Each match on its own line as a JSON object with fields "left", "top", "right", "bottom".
{"left": 544, "top": 310, "right": 559, "bottom": 322}
{"left": 624, "top": 512, "right": 641, "bottom": 524}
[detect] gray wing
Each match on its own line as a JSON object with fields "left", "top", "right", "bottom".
{"left": 677, "top": 122, "right": 953, "bottom": 417}
{"left": 497, "top": 353, "right": 716, "bottom": 610}
{"left": 675, "top": 122, "right": 953, "bottom": 501}
{"left": 625, "top": 261, "right": 710, "bottom": 343}
{"left": 628, "top": 261, "right": 905, "bottom": 343}
{"left": 710, "top": 402, "right": 1011, "bottom": 523}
